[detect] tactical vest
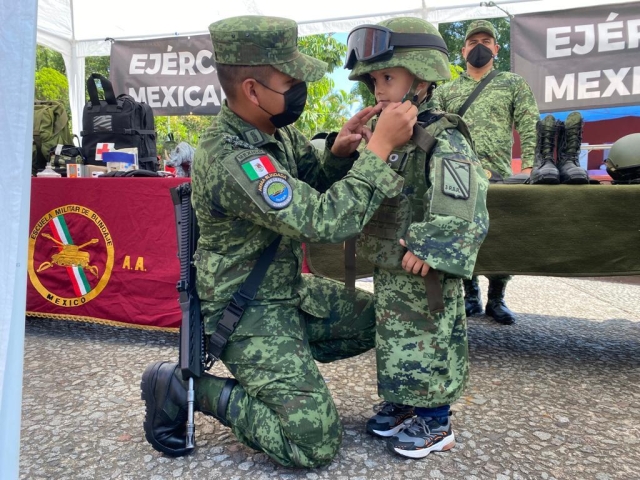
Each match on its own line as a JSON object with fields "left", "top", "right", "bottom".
{"left": 357, "top": 111, "right": 475, "bottom": 272}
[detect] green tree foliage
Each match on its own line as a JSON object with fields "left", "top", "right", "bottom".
{"left": 294, "top": 34, "right": 359, "bottom": 138}
{"left": 439, "top": 18, "right": 511, "bottom": 72}
{"left": 36, "top": 45, "right": 66, "bottom": 73}
{"left": 35, "top": 67, "right": 69, "bottom": 103}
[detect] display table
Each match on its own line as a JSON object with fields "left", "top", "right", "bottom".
{"left": 27, "top": 177, "right": 187, "bottom": 330}
{"left": 306, "top": 184, "right": 640, "bottom": 281}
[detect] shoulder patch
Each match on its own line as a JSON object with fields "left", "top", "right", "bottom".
{"left": 442, "top": 158, "right": 470, "bottom": 199}
{"left": 258, "top": 173, "right": 293, "bottom": 210}
{"left": 234, "top": 149, "right": 267, "bottom": 163}
{"left": 239, "top": 153, "right": 277, "bottom": 181}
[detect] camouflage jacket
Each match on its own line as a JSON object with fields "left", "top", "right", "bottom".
{"left": 358, "top": 104, "right": 489, "bottom": 279}
{"left": 430, "top": 68, "right": 539, "bottom": 177}
{"left": 191, "top": 103, "right": 404, "bottom": 320}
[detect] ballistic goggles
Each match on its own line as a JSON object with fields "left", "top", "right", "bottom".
{"left": 344, "top": 24, "right": 449, "bottom": 69}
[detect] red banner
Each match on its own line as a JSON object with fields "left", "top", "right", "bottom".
{"left": 27, "top": 177, "right": 187, "bottom": 330}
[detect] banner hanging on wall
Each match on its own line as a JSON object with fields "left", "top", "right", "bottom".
{"left": 511, "top": 2, "right": 640, "bottom": 112}
{"left": 110, "top": 35, "right": 224, "bottom": 116}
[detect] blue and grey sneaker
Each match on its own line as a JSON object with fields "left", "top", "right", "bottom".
{"left": 387, "top": 415, "right": 455, "bottom": 459}
{"left": 366, "top": 402, "right": 415, "bottom": 437}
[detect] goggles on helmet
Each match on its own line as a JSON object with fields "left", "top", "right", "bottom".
{"left": 344, "top": 24, "right": 449, "bottom": 69}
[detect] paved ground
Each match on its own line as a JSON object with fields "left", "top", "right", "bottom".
{"left": 19, "top": 276, "right": 640, "bottom": 480}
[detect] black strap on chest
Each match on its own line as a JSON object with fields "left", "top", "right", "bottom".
{"left": 208, "top": 235, "right": 282, "bottom": 361}
{"left": 457, "top": 70, "right": 500, "bottom": 118}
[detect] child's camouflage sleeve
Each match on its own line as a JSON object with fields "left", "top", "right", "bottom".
{"left": 404, "top": 128, "right": 490, "bottom": 278}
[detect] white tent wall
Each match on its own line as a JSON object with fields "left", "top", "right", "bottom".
{"left": 35, "top": 0, "right": 639, "bottom": 136}
{"left": 0, "top": 0, "right": 38, "bottom": 477}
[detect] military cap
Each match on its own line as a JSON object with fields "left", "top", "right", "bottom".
{"left": 465, "top": 20, "right": 498, "bottom": 41}
{"left": 209, "top": 15, "right": 327, "bottom": 82}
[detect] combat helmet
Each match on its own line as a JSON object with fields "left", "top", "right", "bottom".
{"left": 605, "top": 133, "right": 640, "bottom": 183}
{"left": 345, "top": 17, "right": 451, "bottom": 93}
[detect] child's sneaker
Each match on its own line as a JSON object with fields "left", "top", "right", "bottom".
{"left": 387, "top": 415, "right": 455, "bottom": 459}
{"left": 366, "top": 402, "right": 415, "bottom": 437}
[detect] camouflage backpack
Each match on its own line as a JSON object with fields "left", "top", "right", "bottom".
{"left": 33, "top": 100, "right": 74, "bottom": 175}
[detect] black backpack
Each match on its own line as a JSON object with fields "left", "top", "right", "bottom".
{"left": 81, "top": 73, "right": 158, "bottom": 171}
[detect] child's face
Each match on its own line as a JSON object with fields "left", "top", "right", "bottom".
{"left": 369, "top": 67, "right": 417, "bottom": 109}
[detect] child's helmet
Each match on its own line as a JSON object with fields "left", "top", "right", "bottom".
{"left": 345, "top": 17, "right": 451, "bottom": 92}
{"left": 605, "top": 133, "right": 640, "bottom": 183}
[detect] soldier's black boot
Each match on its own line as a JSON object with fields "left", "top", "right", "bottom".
{"left": 141, "top": 362, "right": 237, "bottom": 456}
{"left": 141, "top": 361, "right": 194, "bottom": 457}
{"left": 463, "top": 277, "right": 484, "bottom": 317}
{"left": 531, "top": 115, "right": 560, "bottom": 185}
{"left": 485, "top": 279, "right": 517, "bottom": 325}
{"left": 556, "top": 112, "right": 589, "bottom": 184}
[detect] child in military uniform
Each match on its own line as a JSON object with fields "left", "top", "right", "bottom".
{"left": 345, "top": 17, "right": 490, "bottom": 459}
{"left": 140, "top": 15, "right": 422, "bottom": 468}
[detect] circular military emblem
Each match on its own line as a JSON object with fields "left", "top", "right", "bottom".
{"left": 28, "top": 205, "right": 115, "bottom": 307}
{"left": 261, "top": 175, "right": 293, "bottom": 209}
{"left": 484, "top": 169, "right": 492, "bottom": 180}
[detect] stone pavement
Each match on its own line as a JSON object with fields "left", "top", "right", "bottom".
{"left": 19, "top": 276, "right": 640, "bottom": 480}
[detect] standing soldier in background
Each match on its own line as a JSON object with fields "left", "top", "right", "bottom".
{"left": 140, "top": 15, "right": 420, "bottom": 468}
{"left": 431, "top": 19, "right": 540, "bottom": 325}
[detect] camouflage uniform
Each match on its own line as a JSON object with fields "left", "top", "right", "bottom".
{"left": 348, "top": 18, "right": 490, "bottom": 409}
{"left": 190, "top": 16, "right": 404, "bottom": 468}
{"left": 430, "top": 20, "right": 540, "bottom": 302}
{"left": 359, "top": 103, "right": 489, "bottom": 407}
{"left": 430, "top": 20, "right": 539, "bottom": 179}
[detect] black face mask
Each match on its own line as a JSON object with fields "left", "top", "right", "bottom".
{"left": 466, "top": 44, "right": 494, "bottom": 68}
{"left": 256, "top": 81, "right": 308, "bottom": 128}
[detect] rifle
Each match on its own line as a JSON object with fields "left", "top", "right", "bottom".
{"left": 170, "top": 182, "right": 208, "bottom": 449}
{"left": 170, "top": 182, "right": 282, "bottom": 450}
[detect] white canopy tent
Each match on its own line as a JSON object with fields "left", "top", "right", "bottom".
{"left": 1, "top": 0, "right": 637, "bottom": 477}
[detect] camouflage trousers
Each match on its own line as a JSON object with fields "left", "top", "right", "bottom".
{"left": 198, "top": 274, "right": 375, "bottom": 468}
{"left": 373, "top": 267, "right": 469, "bottom": 408}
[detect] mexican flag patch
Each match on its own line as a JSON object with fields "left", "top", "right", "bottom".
{"left": 241, "top": 155, "right": 276, "bottom": 181}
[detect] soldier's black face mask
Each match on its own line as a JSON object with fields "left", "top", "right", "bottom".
{"left": 466, "top": 43, "right": 494, "bottom": 68}
{"left": 256, "top": 80, "right": 307, "bottom": 128}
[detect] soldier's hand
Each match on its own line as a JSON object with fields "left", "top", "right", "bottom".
{"left": 399, "top": 239, "right": 430, "bottom": 277}
{"left": 331, "top": 104, "right": 383, "bottom": 157}
{"left": 367, "top": 101, "right": 418, "bottom": 161}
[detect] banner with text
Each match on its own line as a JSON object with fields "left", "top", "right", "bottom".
{"left": 110, "top": 35, "right": 224, "bottom": 116}
{"left": 27, "top": 177, "right": 186, "bottom": 329}
{"left": 511, "top": 2, "right": 640, "bottom": 112}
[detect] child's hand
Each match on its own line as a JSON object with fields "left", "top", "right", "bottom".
{"left": 399, "top": 239, "right": 430, "bottom": 277}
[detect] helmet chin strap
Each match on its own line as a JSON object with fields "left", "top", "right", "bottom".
{"left": 403, "top": 77, "right": 425, "bottom": 106}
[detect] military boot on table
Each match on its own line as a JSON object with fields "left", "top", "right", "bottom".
{"left": 485, "top": 279, "right": 517, "bottom": 325}
{"left": 463, "top": 277, "right": 484, "bottom": 317}
{"left": 531, "top": 115, "right": 560, "bottom": 185}
{"left": 557, "top": 112, "right": 589, "bottom": 184}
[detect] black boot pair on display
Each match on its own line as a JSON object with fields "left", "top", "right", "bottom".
{"left": 531, "top": 112, "right": 590, "bottom": 185}
{"left": 140, "top": 361, "right": 236, "bottom": 457}
{"left": 463, "top": 278, "right": 516, "bottom": 325}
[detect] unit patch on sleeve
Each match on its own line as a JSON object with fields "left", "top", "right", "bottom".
{"left": 442, "top": 158, "right": 470, "bottom": 199}
{"left": 258, "top": 173, "right": 293, "bottom": 209}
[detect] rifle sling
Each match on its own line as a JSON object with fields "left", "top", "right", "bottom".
{"left": 424, "top": 269, "right": 445, "bottom": 315}
{"left": 457, "top": 70, "right": 500, "bottom": 118}
{"left": 344, "top": 238, "right": 357, "bottom": 290}
{"left": 208, "top": 235, "right": 282, "bottom": 360}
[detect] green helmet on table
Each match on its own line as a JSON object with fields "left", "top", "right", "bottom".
{"left": 605, "top": 133, "right": 640, "bottom": 183}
